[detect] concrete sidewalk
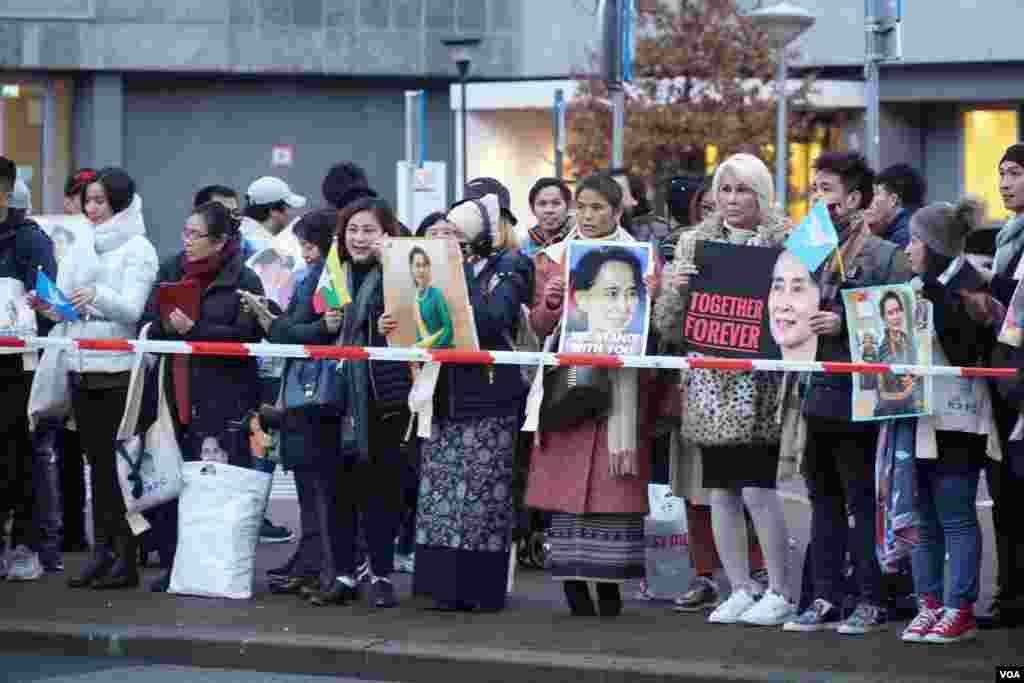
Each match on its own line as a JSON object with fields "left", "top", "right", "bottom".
{"left": 0, "top": 501, "right": 1014, "bottom": 683}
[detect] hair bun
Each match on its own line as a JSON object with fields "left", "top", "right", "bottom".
{"left": 954, "top": 195, "right": 984, "bottom": 236}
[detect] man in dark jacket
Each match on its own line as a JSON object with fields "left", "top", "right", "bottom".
{"left": 0, "top": 156, "right": 59, "bottom": 580}
{"left": 866, "top": 164, "right": 926, "bottom": 249}
{"left": 784, "top": 152, "right": 912, "bottom": 635}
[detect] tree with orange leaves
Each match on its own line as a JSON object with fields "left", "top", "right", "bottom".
{"left": 567, "top": 0, "right": 816, "bottom": 184}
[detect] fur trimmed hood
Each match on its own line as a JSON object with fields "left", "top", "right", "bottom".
{"left": 679, "top": 208, "right": 791, "bottom": 254}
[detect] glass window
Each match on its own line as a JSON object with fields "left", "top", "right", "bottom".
{"left": 964, "top": 109, "right": 1019, "bottom": 223}
{"left": 0, "top": 77, "right": 73, "bottom": 213}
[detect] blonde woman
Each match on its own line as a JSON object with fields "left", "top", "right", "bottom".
{"left": 654, "top": 154, "right": 796, "bottom": 626}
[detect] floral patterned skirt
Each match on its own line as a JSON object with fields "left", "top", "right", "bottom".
{"left": 413, "top": 414, "right": 518, "bottom": 607}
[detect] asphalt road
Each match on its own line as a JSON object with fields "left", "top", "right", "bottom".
{"left": 0, "top": 654, "right": 398, "bottom": 683}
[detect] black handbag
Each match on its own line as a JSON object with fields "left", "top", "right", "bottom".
{"left": 539, "top": 364, "right": 611, "bottom": 432}
{"left": 283, "top": 358, "right": 345, "bottom": 414}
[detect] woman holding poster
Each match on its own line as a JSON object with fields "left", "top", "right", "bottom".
{"left": 654, "top": 153, "right": 798, "bottom": 627}
{"left": 387, "top": 193, "right": 532, "bottom": 612}
{"left": 526, "top": 173, "right": 659, "bottom": 619}
{"left": 897, "top": 198, "right": 1002, "bottom": 644}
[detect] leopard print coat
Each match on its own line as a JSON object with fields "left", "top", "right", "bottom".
{"left": 654, "top": 209, "right": 792, "bottom": 447}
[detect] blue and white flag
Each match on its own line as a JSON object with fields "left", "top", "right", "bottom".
{"left": 35, "top": 269, "right": 80, "bottom": 322}
{"left": 784, "top": 201, "right": 839, "bottom": 274}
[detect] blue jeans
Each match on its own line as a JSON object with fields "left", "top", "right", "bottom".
{"left": 911, "top": 431, "right": 985, "bottom": 608}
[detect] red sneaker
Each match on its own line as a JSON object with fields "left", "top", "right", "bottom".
{"left": 924, "top": 607, "right": 978, "bottom": 643}
{"left": 901, "top": 597, "right": 943, "bottom": 643}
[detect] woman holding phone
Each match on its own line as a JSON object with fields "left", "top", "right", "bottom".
{"left": 138, "top": 200, "right": 264, "bottom": 591}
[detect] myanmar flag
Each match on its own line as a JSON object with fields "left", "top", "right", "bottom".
{"left": 313, "top": 243, "right": 352, "bottom": 313}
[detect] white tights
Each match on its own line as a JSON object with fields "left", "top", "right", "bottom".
{"left": 709, "top": 487, "right": 790, "bottom": 597}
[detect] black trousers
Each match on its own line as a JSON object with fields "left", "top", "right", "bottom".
{"left": 319, "top": 412, "right": 405, "bottom": 580}
{"left": 804, "top": 416, "right": 882, "bottom": 607}
{"left": 0, "top": 372, "right": 38, "bottom": 550}
{"left": 992, "top": 392, "right": 1024, "bottom": 600}
{"left": 70, "top": 381, "right": 131, "bottom": 545}
{"left": 290, "top": 465, "right": 325, "bottom": 582}
{"left": 59, "top": 427, "right": 87, "bottom": 548}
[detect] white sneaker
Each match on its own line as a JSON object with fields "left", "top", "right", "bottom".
{"left": 6, "top": 546, "right": 43, "bottom": 582}
{"left": 739, "top": 590, "right": 797, "bottom": 626}
{"left": 708, "top": 588, "right": 758, "bottom": 624}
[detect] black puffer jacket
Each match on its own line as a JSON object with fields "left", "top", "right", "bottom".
{"left": 0, "top": 211, "right": 57, "bottom": 376}
{"left": 139, "top": 248, "right": 264, "bottom": 432}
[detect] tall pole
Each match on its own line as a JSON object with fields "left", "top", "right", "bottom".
{"left": 611, "top": 83, "right": 625, "bottom": 168}
{"left": 775, "top": 46, "right": 787, "bottom": 211}
{"left": 864, "top": 50, "right": 881, "bottom": 171}
{"left": 460, "top": 73, "right": 468, "bottom": 191}
{"left": 554, "top": 88, "right": 565, "bottom": 179}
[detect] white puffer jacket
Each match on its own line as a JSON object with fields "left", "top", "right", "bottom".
{"left": 63, "top": 194, "right": 158, "bottom": 374}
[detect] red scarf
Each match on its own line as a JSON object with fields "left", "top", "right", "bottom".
{"left": 171, "top": 238, "right": 239, "bottom": 423}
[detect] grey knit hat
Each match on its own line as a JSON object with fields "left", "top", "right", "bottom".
{"left": 909, "top": 196, "right": 983, "bottom": 258}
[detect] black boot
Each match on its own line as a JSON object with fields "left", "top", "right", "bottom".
{"left": 563, "top": 580, "right": 596, "bottom": 616}
{"left": 596, "top": 582, "right": 623, "bottom": 618}
{"left": 67, "top": 540, "right": 114, "bottom": 588}
{"left": 93, "top": 534, "right": 139, "bottom": 590}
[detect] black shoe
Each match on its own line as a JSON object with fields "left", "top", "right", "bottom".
{"left": 269, "top": 575, "right": 318, "bottom": 595}
{"left": 563, "top": 580, "right": 596, "bottom": 616}
{"left": 596, "top": 583, "right": 623, "bottom": 618}
{"left": 259, "top": 519, "right": 295, "bottom": 545}
{"left": 267, "top": 554, "right": 297, "bottom": 579}
{"left": 62, "top": 537, "right": 89, "bottom": 554}
{"left": 308, "top": 577, "right": 358, "bottom": 606}
{"left": 92, "top": 537, "right": 139, "bottom": 590}
{"left": 371, "top": 577, "right": 398, "bottom": 608}
{"left": 67, "top": 547, "right": 114, "bottom": 588}
{"left": 149, "top": 570, "right": 171, "bottom": 593}
{"left": 978, "top": 596, "right": 1024, "bottom": 630}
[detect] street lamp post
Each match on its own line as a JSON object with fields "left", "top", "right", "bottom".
{"left": 747, "top": 2, "right": 816, "bottom": 212}
{"left": 443, "top": 37, "right": 482, "bottom": 197}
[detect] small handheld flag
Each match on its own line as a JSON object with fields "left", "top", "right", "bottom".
{"left": 313, "top": 243, "right": 352, "bottom": 313}
{"left": 35, "top": 269, "right": 80, "bottom": 322}
{"left": 784, "top": 201, "right": 839, "bottom": 274}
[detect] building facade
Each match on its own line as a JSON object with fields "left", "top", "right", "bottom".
{"left": 1, "top": 0, "right": 1022, "bottom": 255}
{"left": 0, "top": 0, "right": 547, "bottom": 254}
{"left": 453, "top": 0, "right": 1024, "bottom": 226}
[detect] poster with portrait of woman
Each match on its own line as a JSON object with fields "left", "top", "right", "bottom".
{"left": 681, "top": 242, "right": 824, "bottom": 362}
{"left": 559, "top": 240, "right": 653, "bottom": 356}
{"left": 842, "top": 284, "right": 933, "bottom": 421}
{"left": 382, "top": 237, "right": 479, "bottom": 351}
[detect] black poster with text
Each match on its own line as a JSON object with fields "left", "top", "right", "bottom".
{"left": 682, "top": 241, "right": 792, "bottom": 360}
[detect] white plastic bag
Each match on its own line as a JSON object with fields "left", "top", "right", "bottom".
{"left": 644, "top": 483, "right": 693, "bottom": 599}
{"left": 169, "top": 461, "right": 272, "bottom": 600}
{"left": 115, "top": 325, "right": 183, "bottom": 526}
{"left": 27, "top": 341, "right": 70, "bottom": 430}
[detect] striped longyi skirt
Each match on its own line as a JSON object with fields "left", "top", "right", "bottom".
{"left": 547, "top": 512, "right": 645, "bottom": 583}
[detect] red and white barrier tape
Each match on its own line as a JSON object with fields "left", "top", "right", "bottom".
{"left": 0, "top": 334, "right": 1017, "bottom": 378}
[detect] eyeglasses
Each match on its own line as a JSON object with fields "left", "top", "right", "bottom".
{"left": 183, "top": 229, "right": 209, "bottom": 242}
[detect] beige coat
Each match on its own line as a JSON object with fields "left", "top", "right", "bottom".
{"left": 655, "top": 210, "right": 794, "bottom": 500}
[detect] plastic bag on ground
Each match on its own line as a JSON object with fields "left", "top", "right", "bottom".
{"left": 644, "top": 483, "right": 693, "bottom": 600}
{"left": 168, "top": 461, "right": 271, "bottom": 600}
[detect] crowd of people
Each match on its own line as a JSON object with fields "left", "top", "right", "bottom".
{"left": 0, "top": 142, "right": 1022, "bottom": 646}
